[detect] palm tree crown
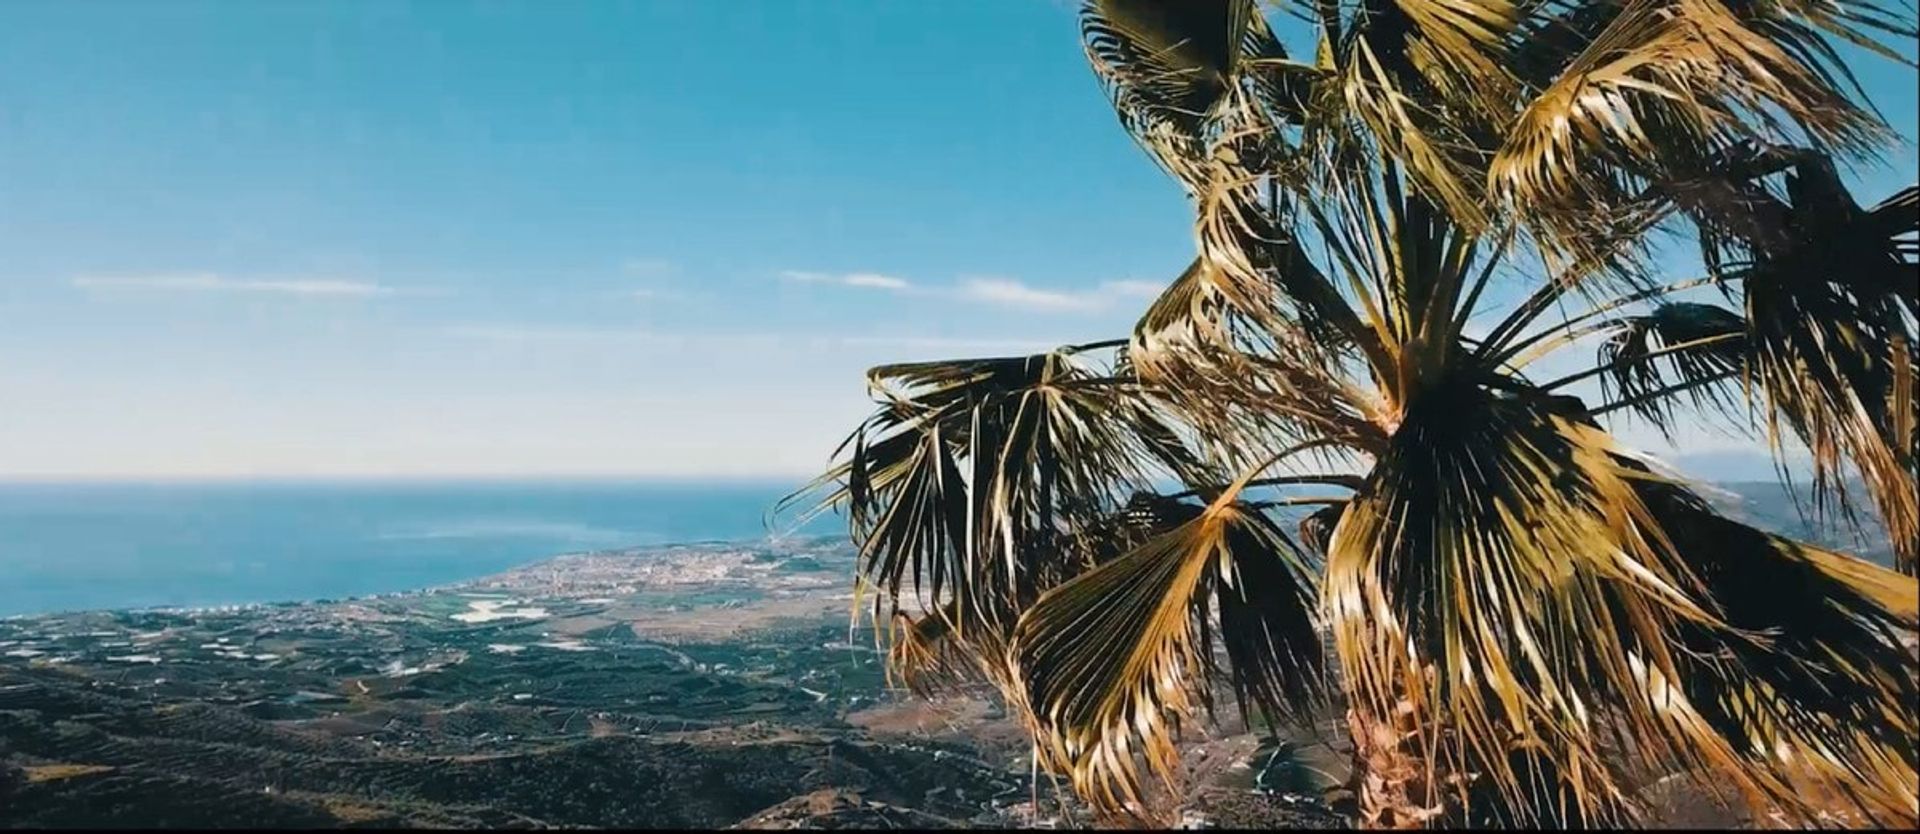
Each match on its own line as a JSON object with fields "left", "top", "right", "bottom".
{"left": 787, "top": 0, "right": 1918, "bottom": 827}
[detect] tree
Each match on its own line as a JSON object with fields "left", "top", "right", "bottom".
{"left": 786, "top": 0, "right": 1918, "bottom": 827}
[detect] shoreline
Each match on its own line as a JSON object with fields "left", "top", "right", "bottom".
{"left": 0, "top": 533, "right": 845, "bottom": 622}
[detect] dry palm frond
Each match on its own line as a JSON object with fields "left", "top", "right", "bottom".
{"left": 959, "top": 356, "right": 1199, "bottom": 610}
{"left": 1333, "top": 37, "right": 1490, "bottom": 231}
{"left": 1297, "top": 501, "right": 1347, "bottom": 558}
{"left": 1501, "top": 152, "right": 1916, "bottom": 579}
{"left": 1390, "top": 0, "right": 1521, "bottom": 88}
{"left": 1213, "top": 508, "right": 1332, "bottom": 732}
{"left": 1634, "top": 480, "right": 1918, "bottom": 826}
{"left": 1327, "top": 380, "right": 1769, "bottom": 826}
{"left": 1712, "top": 156, "right": 1920, "bottom": 574}
{"left": 1080, "top": 0, "right": 1271, "bottom": 187}
{"left": 1007, "top": 470, "right": 1330, "bottom": 815}
{"left": 885, "top": 609, "right": 950, "bottom": 696}
{"left": 1491, "top": 0, "right": 1885, "bottom": 253}
{"left": 1590, "top": 301, "right": 1748, "bottom": 431}
{"left": 886, "top": 494, "right": 1225, "bottom": 701}
{"left": 843, "top": 418, "right": 974, "bottom": 631}
{"left": 782, "top": 346, "right": 1204, "bottom": 640}
{"left": 781, "top": 342, "right": 1248, "bottom": 727}
{"left": 1082, "top": 0, "right": 1248, "bottom": 116}
{"left": 1727, "top": 0, "right": 1920, "bottom": 88}
{"left": 885, "top": 604, "right": 980, "bottom": 698}
{"left": 1323, "top": 0, "right": 1522, "bottom": 229}
{"left": 1509, "top": 0, "right": 1917, "bottom": 100}
{"left": 1121, "top": 243, "right": 1388, "bottom": 475}
{"left": 1620, "top": 147, "right": 1920, "bottom": 572}
{"left": 1128, "top": 256, "right": 1230, "bottom": 389}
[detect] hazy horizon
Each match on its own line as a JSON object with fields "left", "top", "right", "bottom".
{"left": 0, "top": 448, "right": 1823, "bottom": 488}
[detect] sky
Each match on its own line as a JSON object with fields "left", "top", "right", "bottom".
{"left": 0, "top": 1, "right": 1914, "bottom": 480}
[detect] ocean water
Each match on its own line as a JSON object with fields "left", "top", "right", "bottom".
{"left": 0, "top": 479, "right": 839, "bottom": 617}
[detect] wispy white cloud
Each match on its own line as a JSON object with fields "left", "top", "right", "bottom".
{"left": 1099, "top": 279, "right": 1166, "bottom": 300}
{"left": 71, "top": 273, "right": 396, "bottom": 297}
{"left": 440, "top": 325, "right": 1051, "bottom": 355}
{"left": 777, "top": 269, "right": 1168, "bottom": 313}
{"left": 778, "top": 270, "right": 913, "bottom": 291}
{"left": 438, "top": 325, "right": 805, "bottom": 352}
{"left": 956, "top": 277, "right": 1105, "bottom": 312}
{"left": 832, "top": 335, "right": 1057, "bottom": 353}
{"left": 950, "top": 277, "right": 1172, "bottom": 313}
{"left": 842, "top": 272, "right": 910, "bottom": 290}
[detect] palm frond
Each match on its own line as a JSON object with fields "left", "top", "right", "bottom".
{"left": 1730, "top": 0, "right": 1920, "bottom": 90}
{"left": 1491, "top": 0, "right": 1886, "bottom": 251}
{"left": 1297, "top": 501, "right": 1346, "bottom": 557}
{"left": 1080, "top": 0, "right": 1272, "bottom": 185}
{"left": 1007, "top": 475, "right": 1329, "bottom": 815}
{"left": 1214, "top": 509, "right": 1331, "bottom": 733}
{"left": 1122, "top": 245, "right": 1389, "bottom": 472}
{"left": 1637, "top": 479, "right": 1919, "bottom": 825}
{"left": 1391, "top": 0, "right": 1520, "bottom": 77}
{"left": 959, "top": 354, "right": 1201, "bottom": 612}
{"left": 885, "top": 604, "right": 983, "bottom": 698}
{"left": 885, "top": 609, "right": 950, "bottom": 696}
{"left": 785, "top": 346, "right": 1210, "bottom": 648}
{"left": 1326, "top": 379, "right": 1801, "bottom": 826}
{"left": 846, "top": 418, "right": 974, "bottom": 630}
{"left": 1128, "top": 256, "right": 1229, "bottom": 389}
{"left": 1722, "top": 157, "right": 1919, "bottom": 574}
{"left": 1334, "top": 27, "right": 1493, "bottom": 230}
{"left": 1590, "top": 301, "right": 1747, "bottom": 432}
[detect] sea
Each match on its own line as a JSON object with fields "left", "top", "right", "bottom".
{"left": 0, "top": 477, "right": 1894, "bottom": 618}
{"left": 0, "top": 479, "right": 839, "bottom": 618}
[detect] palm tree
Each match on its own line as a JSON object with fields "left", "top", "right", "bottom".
{"left": 785, "top": 0, "right": 1918, "bottom": 827}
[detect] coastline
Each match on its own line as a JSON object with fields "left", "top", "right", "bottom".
{"left": 0, "top": 533, "right": 845, "bottom": 622}
{"left": 0, "top": 479, "right": 836, "bottom": 618}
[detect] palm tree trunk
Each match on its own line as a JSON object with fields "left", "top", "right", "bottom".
{"left": 1347, "top": 700, "right": 1603, "bottom": 829}
{"left": 1346, "top": 702, "right": 1448, "bottom": 829}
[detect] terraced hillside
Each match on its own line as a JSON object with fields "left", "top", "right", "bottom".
{"left": 0, "top": 665, "right": 1018, "bottom": 828}
{"left": 0, "top": 540, "right": 1034, "bottom": 828}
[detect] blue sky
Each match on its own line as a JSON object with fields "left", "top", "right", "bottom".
{"left": 1, "top": 1, "right": 1913, "bottom": 479}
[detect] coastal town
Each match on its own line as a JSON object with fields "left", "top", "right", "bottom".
{"left": 0, "top": 537, "right": 877, "bottom": 717}
{"left": 1, "top": 535, "right": 1353, "bottom": 828}
{"left": 0, "top": 537, "right": 1035, "bottom": 827}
